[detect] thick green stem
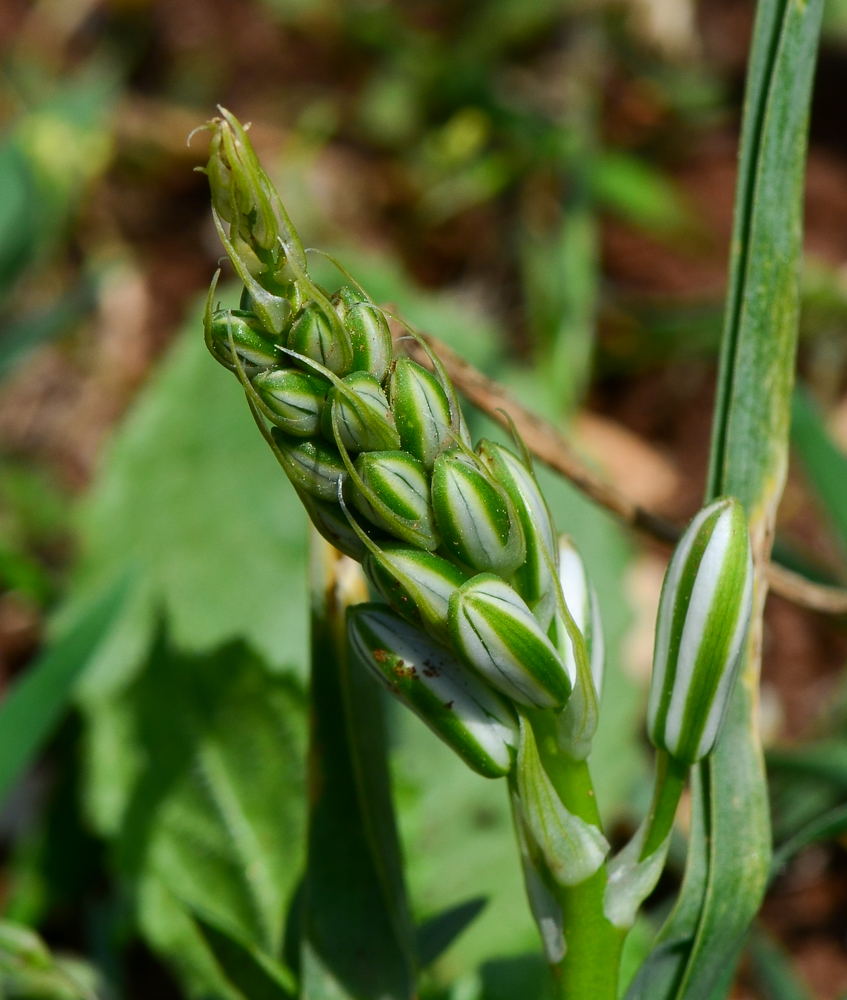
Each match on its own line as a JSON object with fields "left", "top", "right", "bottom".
{"left": 526, "top": 710, "right": 626, "bottom": 999}
{"left": 640, "top": 751, "right": 688, "bottom": 860}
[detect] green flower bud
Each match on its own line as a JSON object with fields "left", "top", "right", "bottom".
{"left": 389, "top": 358, "right": 454, "bottom": 472}
{"left": 207, "top": 309, "right": 280, "bottom": 372}
{"left": 349, "top": 604, "right": 519, "bottom": 778}
{"left": 321, "top": 372, "right": 400, "bottom": 453}
{"left": 297, "top": 488, "right": 371, "bottom": 561}
{"left": 364, "top": 544, "right": 468, "bottom": 641}
{"left": 333, "top": 286, "right": 392, "bottom": 383}
{"left": 251, "top": 367, "right": 330, "bottom": 436}
{"left": 557, "top": 536, "right": 604, "bottom": 696}
{"left": 647, "top": 497, "right": 753, "bottom": 766}
{"left": 476, "top": 440, "right": 557, "bottom": 628}
{"left": 449, "top": 574, "right": 571, "bottom": 709}
{"left": 431, "top": 452, "right": 526, "bottom": 577}
{"left": 351, "top": 450, "right": 440, "bottom": 551}
{"left": 270, "top": 428, "right": 347, "bottom": 502}
{"left": 288, "top": 301, "right": 354, "bottom": 377}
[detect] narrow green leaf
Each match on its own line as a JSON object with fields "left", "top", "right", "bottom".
{"left": 770, "top": 802, "right": 847, "bottom": 881}
{"left": 416, "top": 898, "right": 487, "bottom": 969}
{"left": 749, "top": 925, "right": 813, "bottom": 1000}
{"left": 0, "top": 575, "right": 128, "bottom": 808}
{"left": 790, "top": 384, "right": 847, "bottom": 560}
{"left": 303, "top": 535, "right": 416, "bottom": 1000}
{"left": 193, "top": 912, "right": 295, "bottom": 1000}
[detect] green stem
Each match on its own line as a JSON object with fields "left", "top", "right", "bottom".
{"left": 526, "top": 710, "right": 626, "bottom": 999}
{"left": 640, "top": 751, "right": 688, "bottom": 860}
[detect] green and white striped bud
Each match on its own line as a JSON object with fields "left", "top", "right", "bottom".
{"left": 333, "top": 286, "right": 392, "bottom": 383}
{"left": 449, "top": 575, "right": 571, "bottom": 709}
{"left": 349, "top": 604, "right": 518, "bottom": 778}
{"left": 389, "top": 358, "right": 453, "bottom": 472}
{"left": 270, "top": 429, "right": 347, "bottom": 502}
{"left": 431, "top": 452, "right": 526, "bottom": 577}
{"left": 208, "top": 309, "right": 280, "bottom": 372}
{"left": 351, "top": 450, "right": 440, "bottom": 551}
{"left": 288, "top": 301, "right": 354, "bottom": 377}
{"left": 647, "top": 497, "right": 753, "bottom": 766}
{"left": 476, "top": 440, "right": 557, "bottom": 628}
{"left": 297, "top": 488, "right": 370, "bottom": 561}
{"left": 557, "top": 536, "right": 604, "bottom": 695}
{"left": 251, "top": 367, "right": 330, "bottom": 436}
{"left": 321, "top": 372, "right": 400, "bottom": 453}
{"left": 364, "top": 544, "right": 467, "bottom": 641}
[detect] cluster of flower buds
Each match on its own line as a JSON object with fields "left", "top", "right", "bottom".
{"left": 200, "top": 108, "right": 602, "bottom": 785}
{"left": 200, "top": 109, "right": 755, "bottom": 942}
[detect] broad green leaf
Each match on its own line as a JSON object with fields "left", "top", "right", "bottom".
{"left": 633, "top": 0, "right": 825, "bottom": 996}
{"left": 417, "top": 898, "right": 487, "bottom": 969}
{"left": 193, "top": 912, "right": 295, "bottom": 1000}
{"left": 0, "top": 575, "right": 128, "bottom": 809}
{"left": 748, "top": 926, "right": 813, "bottom": 1000}
{"left": 791, "top": 385, "right": 847, "bottom": 560}
{"left": 303, "top": 537, "right": 416, "bottom": 1000}
{"left": 101, "top": 633, "right": 307, "bottom": 998}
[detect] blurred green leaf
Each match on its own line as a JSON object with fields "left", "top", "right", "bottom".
{"left": 0, "top": 575, "right": 128, "bottom": 810}
{"left": 193, "top": 911, "right": 295, "bottom": 1000}
{"left": 417, "top": 898, "right": 487, "bottom": 969}
{"left": 748, "top": 926, "right": 813, "bottom": 1000}
{"left": 591, "top": 154, "right": 687, "bottom": 235}
{"left": 791, "top": 384, "right": 847, "bottom": 561}
{"left": 770, "top": 801, "right": 847, "bottom": 881}
{"left": 0, "top": 920, "right": 103, "bottom": 999}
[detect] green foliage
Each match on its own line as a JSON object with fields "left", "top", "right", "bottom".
{"left": 0, "top": 921, "right": 103, "bottom": 999}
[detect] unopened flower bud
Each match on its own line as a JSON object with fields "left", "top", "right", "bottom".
{"left": 557, "top": 536, "right": 604, "bottom": 695}
{"left": 351, "top": 450, "right": 439, "bottom": 551}
{"left": 647, "top": 497, "right": 753, "bottom": 766}
{"left": 270, "top": 429, "right": 347, "bottom": 502}
{"left": 364, "top": 544, "right": 467, "bottom": 641}
{"left": 349, "top": 605, "right": 518, "bottom": 778}
{"left": 251, "top": 367, "right": 330, "bottom": 436}
{"left": 431, "top": 452, "right": 526, "bottom": 577}
{"left": 321, "top": 372, "right": 400, "bottom": 453}
{"left": 208, "top": 309, "right": 280, "bottom": 372}
{"left": 333, "top": 286, "right": 392, "bottom": 383}
{"left": 297, "top": 488, "right": 370, "bottom": 561}
{"left": 449, "top": 574, "right": 571, "bottom": 709}
{"left": 476, "top": 440, "right": 557, "bottom": 628}
{"left": 389, "top": 358, "right": 454, "bottom": 472}
{"left": 288, "top": 302, "right": 354, "bottom": 377}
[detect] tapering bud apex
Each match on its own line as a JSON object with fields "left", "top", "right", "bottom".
{"left": 252, "top": 367, "right": 330, "bottom": 436}
{"left": 557, "top": 536, "right": 604, "bottom": 695}
{"left": 349, "top": 605, "right": 518, "bottom": 778}
{"left": 477, "top": 441, "right": 557, "bottom": 628}
{"left": 431, "top": 453, "right": 526, "bottom": 577}
{"left": 333, "top": 287, "right": 392, "bottom": 383}
{"left": 389, "top": 358, "right": 453, "bottom": 472}
{"left": 288, "top": 302, "right": 354, "bottom": 377}
{"left": 449, "top": 575, "right": 571, "bottom": 709}
{"left": 364, "top": 544, "right": 467, "bottom": 641}
{"left": 647, "top": 497, "right": 753, "bottom": 765}
{"left": 208, "top": 309, "right": 280, "bottom": 372}
{"left": 351, "top": 451, "right": 440, "bottom": 551}
{"left": 270, "top": 429, "right": 347, "bottom": 502}
{"left": 322, "top": 372, "right": 400, "bottom": 453}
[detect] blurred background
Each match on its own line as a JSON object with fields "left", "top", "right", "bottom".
{"left": 3, "top": 0, "right": 847, "bottom": 997}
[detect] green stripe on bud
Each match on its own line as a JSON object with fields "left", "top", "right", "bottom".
{"left": 364, "top": 544, "right": 468, "bottom": 641}
{"left": 476, "top": 440, "right": 557, "bottom": 628}
{"left": 647, "top": 497, "right": 753, "bottom": 765}
{"left": 321, "top": 372, "right": 400, "bottom": 452}
{"left": 389, "top": 358, "right": 453, "bottom": 472}
{"left": 431, "top": 452, "right": 526, "bottom": 577}
{"left": 557, "top": 535, "right": 604, "bottom": 695}
{"left": 251, "top": 367, "right": 330, "bottom": 436}
{"left": 288, "top": 302, "right": 354, "bottom": 377}
{"left": 351, "top": 450, "right": 440, "bottom": 551}
{"left": 349, "top": 604, "right": 518, "bottom": 778}
{"left": 333, "top": 286, "right": 392, "bottom": 383}
{"left": 269, "top": 429, "right": 347, "bottom": 501}
{"left": 449, "top": 575, "right": 571, "bottom": 709}
{"left": 208, "top": 309, "right": 280, "bottom": 372}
